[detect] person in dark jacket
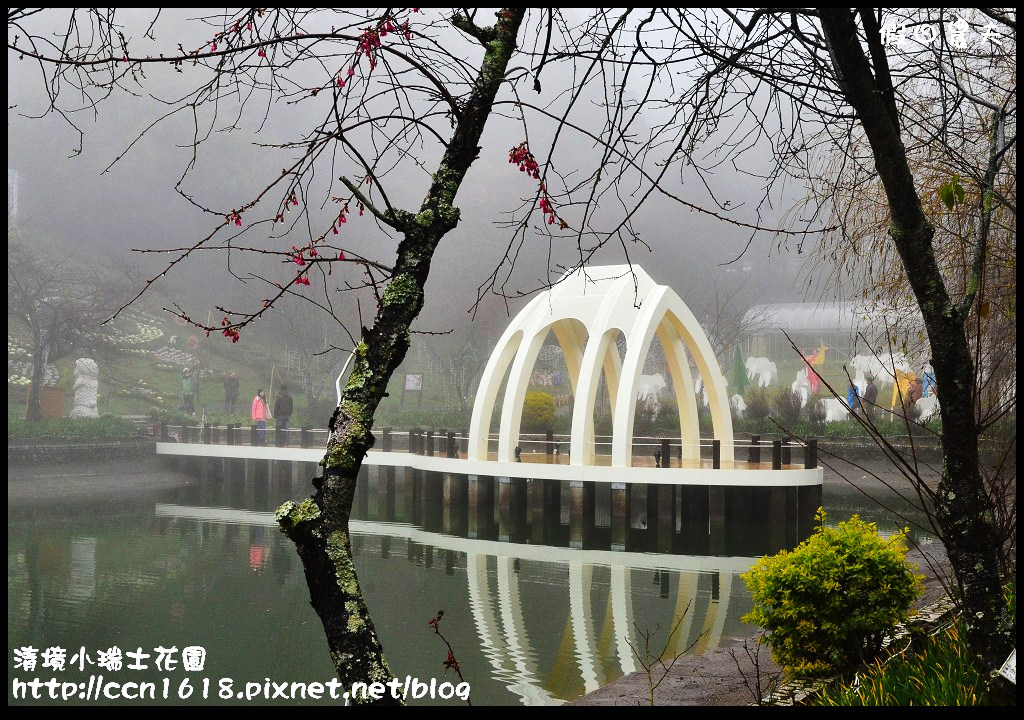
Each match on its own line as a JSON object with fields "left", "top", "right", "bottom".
{"left": 862, "top": 376, "right": 879, "bottom": 423}
{"left": 223, "top": 372, "right": 239, "bottom": 415}
{"left": 273, "top": 384, "right": 294, "bottom": 444}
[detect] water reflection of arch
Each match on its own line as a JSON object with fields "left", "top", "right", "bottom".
{"left": 156, "top": 504, "right": 750, "bottom": 704}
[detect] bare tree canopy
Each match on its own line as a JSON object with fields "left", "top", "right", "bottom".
{"left": 8, "top": 7, "right": 1015, "bottom": 701}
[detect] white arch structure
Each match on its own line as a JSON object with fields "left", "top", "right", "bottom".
{"left": 469, "top": 266, "right": 734, "bottom": 465}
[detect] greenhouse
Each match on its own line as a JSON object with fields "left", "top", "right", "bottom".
{"left": 740, "top": 301, "right": 925, "bottom": 368}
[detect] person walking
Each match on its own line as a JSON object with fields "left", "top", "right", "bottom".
{"left": 273, "top": 384, "right": 293, "bottom": 446}
{"left": 251, "top": 388, "right": 271, "bottom": 445}
{"left": 846, "top": 380, "right": 861, "bottom": 417}
{"left": 181, "top": 368, "right": 195, "bottom": 415}
{"left": 862, "top": 376, "right": 878, "bottom": 424}
{"left": 223, "top": 371, "right": 239, "bottom": 415}
{"left": 904, "top": 377, "right": 924, "bottom": 419}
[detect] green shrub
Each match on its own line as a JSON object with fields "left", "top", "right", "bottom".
{"left": 807, "top": 398, "right": 826, "bottom": 427}
{"left": 742, "top": 509, "right": 923, "bottom": 678}
{"left": 806, "top": 621, "right": 984, "bottom": 705}
{"left": 633, "top": 396, "right": 659, "bottom": 437}
{"left": 772, "top": 387, "right": 803, "bottom": 425}
{"left": 521, "top": 390, "right": 556, "bottom": 432}
{"left": 745, "top": 388, "right": 770, "bottom": 421}
{"left": 8, "top": 412, "right": 143, "bottom": 440}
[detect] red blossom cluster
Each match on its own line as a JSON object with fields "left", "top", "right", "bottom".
{"left": 358, "top": 28, "right": 382, "bottom": 70}
{"left": 275, "top": 194, "right": 299, "bottom": 223}
{"left": 510, "top": 142, "right": 569, "bottom": 229}
{"left": 539, "top": 195, "right": 558, "bottom": 225}
{"left": 442, "top": 650, "right": 460, "bottom": 674}
{"left": 295, "top": 275, "right": 311, "bottom": 286}
{"left": 509, "top": 143, "right": 540, "bottom": 179}
{"left": 354, "top": 16, "right": 413, "bottom": 73}
{"left": 329, "top": 204, "right": 350, "bottom": 236}
{"left": 220, "top": 318, "right": 240, "bottom": 343}
{"left": 226, "top": 210, "right": 242, "bottom": 226}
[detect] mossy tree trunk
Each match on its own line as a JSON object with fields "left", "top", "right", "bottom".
{"left": 276, "top": 9, "right": 525, "bottom": 704}
{"left": 819, "top": 8, "right": 1013, "bottom": 679}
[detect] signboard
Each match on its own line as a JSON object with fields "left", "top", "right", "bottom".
{"left": 401, "top": 373, "right": 423, "bottom": 408}
{"left": 999, "top": 649, "right": 1016, "bottom": 685}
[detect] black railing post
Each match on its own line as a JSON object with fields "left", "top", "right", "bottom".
{"left": 805, "top": 439, "right": 818, "bottom": 469}
{"left": 382, "top": 427, "right": 392, "bottom": 452}
{"left": 251, "top": 424, "right": 258, "bottom": 446}
{"left": 203, "top": 423, "right": 211, "bottom": 444}
{"left": 660, "top": 439, "right": 670, "bottom": 469}
{"left": 772, "top": 440, "right": 782, "bottom": 470}
{"left": 748, "top": 435, "right": 760, "bottom": 465}
{"left": 712, "top": 439, "right": 721, "bottom": 469}
{"left": 781, "top": 438, "right": 791, "bottom": 466}
{"left": 426, "top": 431, "right": 434, "bottom": 456}
{"left": 447, "top": 432, "right": 457, "bottom": 458}
{"left": 301, "top": 427, "right": 311, "bottom": 448}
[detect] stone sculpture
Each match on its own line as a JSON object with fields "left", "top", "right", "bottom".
{"left": 69, "top": 358, "right": 100, "bottom": 418}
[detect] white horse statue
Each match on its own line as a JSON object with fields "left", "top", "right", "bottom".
{"left": 849, "top": 352, "right": 911, "bottom": 388}
{"left": 745, "top": 356, "right": 778, "bottom": 388}
{"left": 791, "top": 367, "right": 812, "bottom": 408}
{"left": 730, "top": 393, "right": 747, "bottom": 419}
{"left": 636, "top": 373, "right": 666, "bottom": 403}
{"left": 818, "top": 397, "right": 849, "bottom": 423}
{"left": 693, "top": 377, "right": 709, "bottom": 408}
{"left": 636, "top": 373, "right": 666, "bottom": 418}
{"left": 917, "top": 394, "right": 940, "bottom": 422}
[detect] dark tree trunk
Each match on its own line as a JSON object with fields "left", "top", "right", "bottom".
{"left": 819, "top": 7, "right": 1013, "bottom": 679}
{"left": 25, "top": 338, "right": 46, "bottom": 422}
{"left": 276, "top": 9, "right": 526, "bottom": 704}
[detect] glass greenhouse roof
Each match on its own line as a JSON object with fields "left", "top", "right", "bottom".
{"left": 742, "top": 302, "right": 923, "bottom": 335}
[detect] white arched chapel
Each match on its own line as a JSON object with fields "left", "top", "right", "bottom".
{"left": 468, "top": 265, "right": 734, "bottom": 466}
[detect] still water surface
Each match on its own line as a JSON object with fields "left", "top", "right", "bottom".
{"left": 7, "top": 458, "right": 935, "bottom": 705}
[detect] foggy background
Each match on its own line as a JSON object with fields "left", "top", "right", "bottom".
{"left": 7, "top": 9, "right": 833, "bottom": 379}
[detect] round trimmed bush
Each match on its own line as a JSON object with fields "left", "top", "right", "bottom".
{"left": 742, "top": 510, "right": 923, "bottom": 678}
{"left": 521, "top": 390, "right": 556, "bottom": 433}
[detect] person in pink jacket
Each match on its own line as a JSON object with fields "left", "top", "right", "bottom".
{"left": 251, "top": 388, "right": 270, "bottom": 445}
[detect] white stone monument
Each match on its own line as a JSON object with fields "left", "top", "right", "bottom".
{"left": 69, "top": 358, "right": 100, "bottom": 418}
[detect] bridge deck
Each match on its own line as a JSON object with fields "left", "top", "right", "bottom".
{"left": 156, "top": 442, "right": 822, "bottom": 487}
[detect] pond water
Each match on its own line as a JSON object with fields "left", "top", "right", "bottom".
{"left": 7, "top": 456, "right": 937, "bottom": 706}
